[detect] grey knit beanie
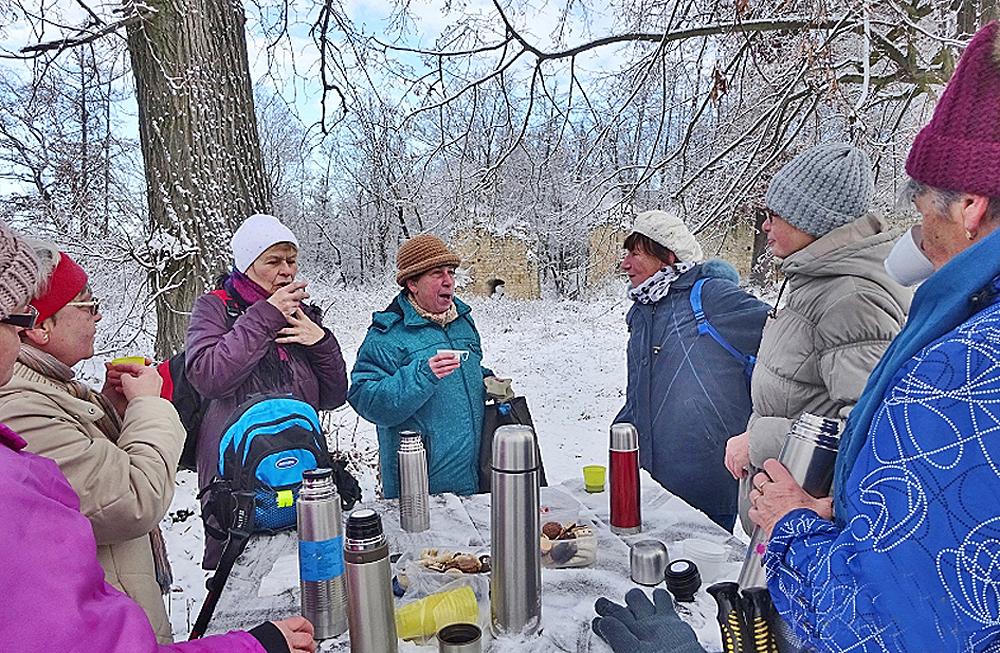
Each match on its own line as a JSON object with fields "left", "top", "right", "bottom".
{"left": 0, "top": 220, "right": 41, "bottom": 321}
{"left": 765, "top": 143, "right": 874, "bottom": 238}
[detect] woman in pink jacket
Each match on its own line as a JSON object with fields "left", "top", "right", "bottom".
{"left": 0, "top": 220, "right": 315, "bottom": 653}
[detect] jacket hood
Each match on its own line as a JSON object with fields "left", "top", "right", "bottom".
{"left": 671, "top": 258, "right": 741, "bottom": 290}
{"left": 780, "top": 213, "right": 909, "bottom": 305}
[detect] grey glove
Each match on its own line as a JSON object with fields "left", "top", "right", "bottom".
{"left": 592, "top": 588, "right": 705, "bottom": 653}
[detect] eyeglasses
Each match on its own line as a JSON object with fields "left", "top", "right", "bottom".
{"left": 64, "top": 298, "right": 101, "bottom": 316}
{"left": 1, "top": 304, "right": 38, "bottom": 329}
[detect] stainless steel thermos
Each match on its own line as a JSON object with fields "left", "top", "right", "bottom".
{"left": 610, "top": 423, "right": 642, "bottom": 535}
{"left": 297, "top": 467, "right": 348, "bottom": 639}
{"left": 490, "top": 424, "right": 542, "bottom": 637}
{"left": 738, "top": 413, "right": 841, "bottom": 589}
{"left": 344, "top": 508, "right": 398, "bottom": 653}
{"left": 398, "top": 430, "right": 430, "bottom": 532}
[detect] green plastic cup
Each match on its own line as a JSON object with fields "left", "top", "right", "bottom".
{"left": 110, "top": 356, "right": 147, "bottom": 366}
{"left": 583, "top": 465, "right": 606, "bottom": 493}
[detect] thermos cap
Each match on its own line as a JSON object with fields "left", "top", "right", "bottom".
{"left": 346, "top": 508, "right": 383, "bottom": 540}
{"left": 491, "top": 424, "right": 539, "bottom": 472}
{"left": 303, "top": 467, "right": 333, "bottom": 481}
{"left": 664, "top": 558, "right": 701, "bottom": 602}
{"left": 610, "top": 423, "right": 639, "bottom": 452}
{"left": 400, "top": 430, "right": 422, "bottom": 440}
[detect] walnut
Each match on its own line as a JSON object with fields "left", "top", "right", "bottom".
{"left": 452, "top": 554, "right": 481, "bottom": 573}
{"left": 542, "top": 521, "right": 563, "bottom": 539}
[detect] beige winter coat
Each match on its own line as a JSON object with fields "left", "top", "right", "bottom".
{"left": 0, "top": 362, "right": 184, "bottom": 643}
{"left": 739, "top": 214, "right": 912, "bottom": 529}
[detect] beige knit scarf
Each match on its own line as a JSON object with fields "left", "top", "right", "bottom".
{"left": 17, "top": 344, "right": 174, "bottom": 594}
{"left": 407, "top": 293, "right": 459, "bottom": 326}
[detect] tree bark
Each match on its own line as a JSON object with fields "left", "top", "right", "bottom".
{"left": 126, "top": 0, "right": 270, "bottom": 358}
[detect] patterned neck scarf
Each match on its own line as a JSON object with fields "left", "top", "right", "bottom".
{"left": 18, "top": 344, "right": 122, "bottom": 440}
{"left": 16, "top": 343, "right": 173, "bottom": 594}
{"left": 407, "top": 293, "right": 459, "bottom": 326}
{"left": 628, "top": 262, "right": 695, "bottom": 305}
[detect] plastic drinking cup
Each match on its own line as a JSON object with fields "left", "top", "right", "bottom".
{"left": 395, "top": 585, "right": 478, "bottom": 640}
{"left": 110, "top": 356, "right": 147, "bottom": 366}
{"left": 583, "top": 465, "right": 606, "bottom": 493}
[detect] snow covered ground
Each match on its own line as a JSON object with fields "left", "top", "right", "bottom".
{"left": 158, "top": 283, "right": 749, "bottom": 647}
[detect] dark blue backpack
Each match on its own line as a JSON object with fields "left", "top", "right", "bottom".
{"left": 201, "top": 394, "right": 332, "bottom": 541}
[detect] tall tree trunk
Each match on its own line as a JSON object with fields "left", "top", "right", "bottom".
{"left": 126, "top": 0, "right": 270, "bottom": 358}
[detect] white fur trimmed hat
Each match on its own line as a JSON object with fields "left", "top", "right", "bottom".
{"left": 631, "top": 210, "right": 704, "bottom": 264}
{"left": 231, "top": 214, "right": 300, "bottom": 273}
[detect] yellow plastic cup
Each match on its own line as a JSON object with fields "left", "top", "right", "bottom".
{"left": 394, "top": 585, "right": 478, "bottom": 640}
{"left": 110, "top": 356, "right": 147, "bottom": 366}
{"left": 583, "top": 465, "right": 606, "bottom": 493}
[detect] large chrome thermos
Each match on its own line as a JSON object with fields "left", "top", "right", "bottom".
{"left": 297, "top": 467, "right": 348, "bottom": 639}
{"left": 738, "top": 413, "right": 842, "bottom": 589}
{"left": 610, "top": 423, "right": 642, "bottom": 535}
{"left": 398, "top": 430, "right": 430, "bottom": 532}
{"left": 344, "top": 508, "right": 398, "bottom": 653}
{"left": 490, "top": 424, "right": 541, "bottom": 637}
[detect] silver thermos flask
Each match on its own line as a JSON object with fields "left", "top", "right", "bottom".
{"left": 738, "top": 413, "right": 842, "bottom": 589}
{"left": 398, "top": 430, "right": 430, "bottom": 532}
{"left": 344, "top": 508, "right": 398, "bottom": 653}
{"left": 297, "top": 467, "right": 348, "bottom": 639}
{"left": 490, "top": 424, "right": 542, "bottom": 637}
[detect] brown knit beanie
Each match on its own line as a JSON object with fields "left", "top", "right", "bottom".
{"left": 396, "top": 234, "right": 461, "bottom": 286}
{"left": 0, "top": 220, "right": 40, "bottom": 321}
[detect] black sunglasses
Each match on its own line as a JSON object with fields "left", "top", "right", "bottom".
{"left": 1, "top": 304, "right": 38, "bottom": 329}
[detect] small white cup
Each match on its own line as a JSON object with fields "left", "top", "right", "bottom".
{"left": 681, "top": 538, "right": 727, "bottom": 584}
{"left": 884, "top": 225, "right": 935, "bottom": 287}
{"left": 437, "top": 349, "right": 470, "bottom": 362}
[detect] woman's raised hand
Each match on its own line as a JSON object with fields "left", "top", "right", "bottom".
{"left": 277, "top": 308, "right": 325, "bottom": 346}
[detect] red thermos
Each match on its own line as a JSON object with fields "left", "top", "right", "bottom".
{"left": 609, "top": 423, "right": 641, "bottom": 535}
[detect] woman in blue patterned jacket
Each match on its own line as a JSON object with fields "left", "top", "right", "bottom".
{"left": 749, "top": 22, "right": 1000, "bottom": 651}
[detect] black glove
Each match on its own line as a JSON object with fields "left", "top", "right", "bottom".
{"left": 592, "top": 588, "right": 705, "bottom": 653}
{"left": 331, "top": 458, "right": 361, "bottom": 511}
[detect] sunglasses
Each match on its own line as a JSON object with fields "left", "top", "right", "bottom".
{"left": 64, "top": 298, "right": 101, "bottom": 316}
{"left": 1, "top": 304, "right": 38, "bottom": 329}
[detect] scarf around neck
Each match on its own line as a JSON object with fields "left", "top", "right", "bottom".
{"left": 222, "top": 268, "right": 296, "bottom": 389}
{"left": 407, "top": 293, "right": 459, "bottom": 326}
{"left": 832, "top": 228, "right": 1000, "bottom": 520}
{"left": 628, "top": 262, "right": 695, "bottom": 305}
{"left": 17, "top": 344, "right": 122, "bottom": 441}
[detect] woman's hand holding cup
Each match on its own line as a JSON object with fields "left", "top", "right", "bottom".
{"left": 428, "top": 351, "right": 462, "bottom": 379}
{"left": 268, "top": 280, "right": 309, "bottom": 316}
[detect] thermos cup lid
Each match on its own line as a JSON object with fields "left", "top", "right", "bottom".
{"left": 610, "top": 423, "right": 639, "bottom": 451}
{"left": 346, "top": 508, "right": 383, "bottom": 540}
{"left": 303, "top": 467, "right": 332, "bottom": 481}
{"left": 400, "top": 430, "right": 422, "bottom": 440}
{"left": 491, "top": 424, "right": 539, "bottom": 472}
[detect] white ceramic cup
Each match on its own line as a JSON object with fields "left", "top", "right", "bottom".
{"left": 437, "top": 349, "right": 470, "bottom": 362}
{"left": 884, "top": 224, "right": 935, "bottom": 287}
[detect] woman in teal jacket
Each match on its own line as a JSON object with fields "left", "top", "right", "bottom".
{"left": 349, "top": 235, "right": 492, "bottom": 498}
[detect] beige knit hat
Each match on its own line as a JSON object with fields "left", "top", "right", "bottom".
{"left": 396, "top": 234, "right": 461, "bottom": 286}
{"left": 631, "top": 210, "right": 704, "bottom": 263}
{"left": 0, "top": 220, "right": 41, "bottom": 320}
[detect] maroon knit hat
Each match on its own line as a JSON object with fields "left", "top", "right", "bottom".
{"left": 906, "top": 21, "right": 1000, "bottom": 197}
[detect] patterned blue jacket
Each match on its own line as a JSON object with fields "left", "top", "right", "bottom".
{"left": 766, "top": 284, "right": 1000, "bottom": 651}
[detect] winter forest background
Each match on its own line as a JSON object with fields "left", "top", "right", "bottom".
{"left": 3, "top": 0, "right": 995, "bottom": 353}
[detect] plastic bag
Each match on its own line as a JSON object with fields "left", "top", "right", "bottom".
{"left": 539, "top": 504, "right": 598, "bottom": 569}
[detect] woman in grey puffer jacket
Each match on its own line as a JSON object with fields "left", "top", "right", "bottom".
{"left": 724, "top": 143, "right": 912, "bottom": 531}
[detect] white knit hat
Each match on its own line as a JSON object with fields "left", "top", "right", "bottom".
{"left": 231, "top": 214, "right": 300, "bottom": 272}
{"left": 631, "top": 210, "right": 704, "bottom": 264}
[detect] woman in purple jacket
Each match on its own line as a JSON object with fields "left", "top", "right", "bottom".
{"left": 185, "top": 214, "right": 348, "bottom": 568}
{"left": 0, "top": 219, "right": 315, "bottom": 652}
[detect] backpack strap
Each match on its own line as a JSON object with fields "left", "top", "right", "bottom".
{"left": 209, "top": 288, "right": 242, "bottom": 320}
{"left": 690, "top": 278, "right": 756, "bottom": 379}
